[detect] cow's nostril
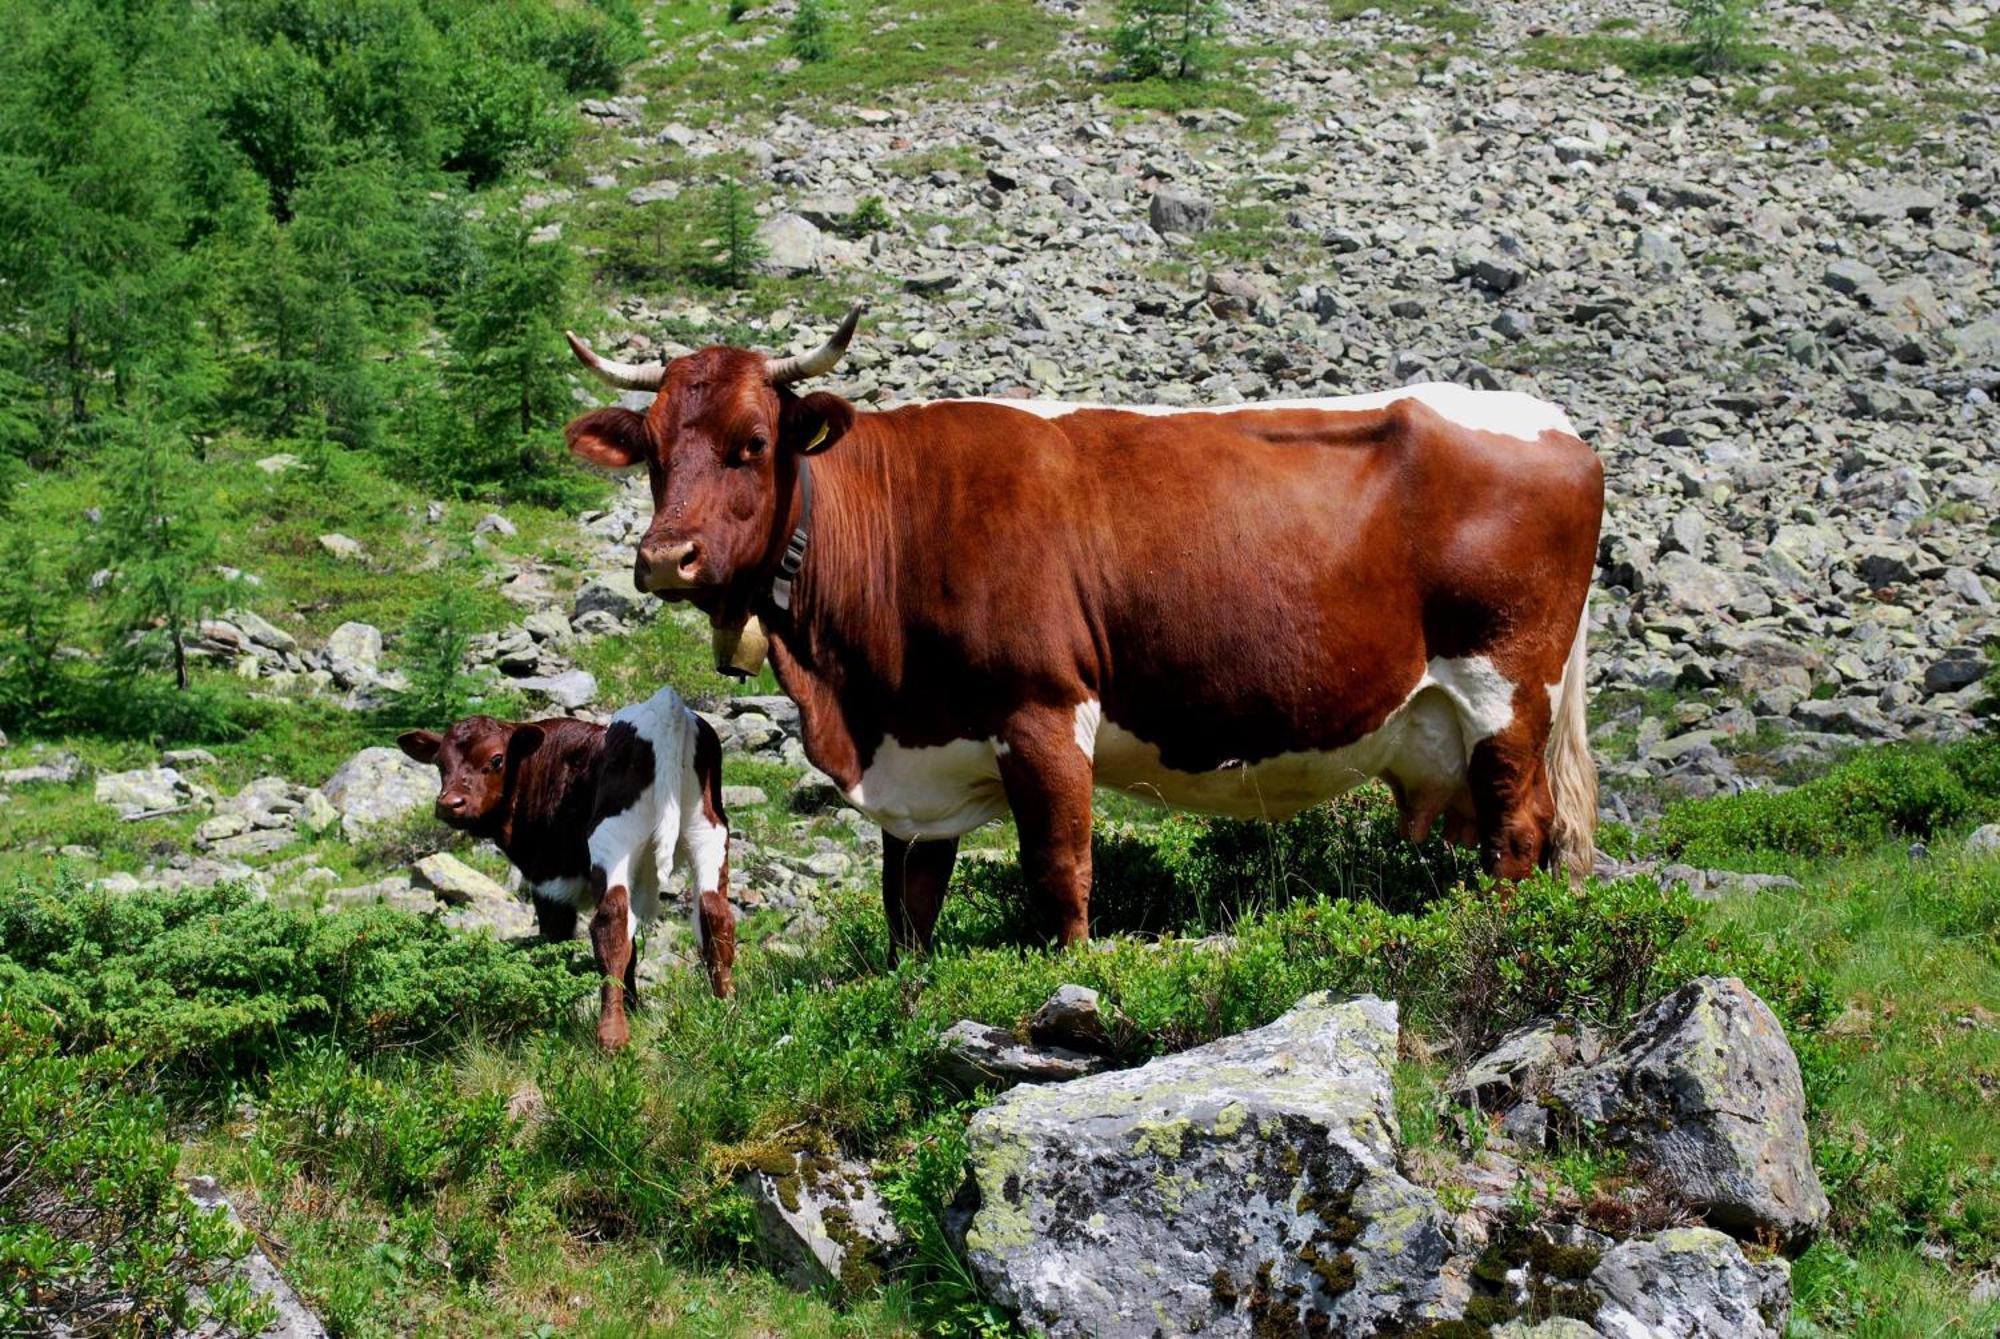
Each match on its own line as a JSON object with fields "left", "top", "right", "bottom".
{"left": 677, "top": 541, "right": 703, "bottom": 574}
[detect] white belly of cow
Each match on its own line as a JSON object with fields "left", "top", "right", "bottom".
{"left": 845, "top": 656, "right": 1516, "bottom": 838}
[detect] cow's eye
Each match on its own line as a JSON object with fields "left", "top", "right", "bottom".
{"left": 743, "top": 433, "right": 768, "bottom": 458}
{"left": 486, "top": 754, "right": 504, "bottom": 771}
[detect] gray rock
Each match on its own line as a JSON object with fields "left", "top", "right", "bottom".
{"left": 965, "top": 993, "right": 1457, "bottom": 1338}
{"left": 95, "top": 767, "right": 191, "bottom": 818}
{"left": 322, "top": 747, "right": 438, "bottom": 838}
{"left": 1824, "top": 258, "right": 1880, "bottom": 295}
{"left": 1590, "top": 1227, "right": 1790, "bottom": 1338}
{"left": 1550, "top": 977, "right": 1827, "bottom": 1250}
{"left": 227, "top": 608, "right": 297, "bottom": 653}
{"left": 516, "top": 668, "right": 598, "bottom": 710}
{"left": 474, "top": 512, "right": 517, "bottom": 538}
{"left": 184, "top": 1175, "right": 330, "bottom": 1338}
{"left": 1847, "top": 185, "right": 1942, "bottom": 224}
{"left": 209, "top": 827, "right": 298, "bottom": 860}
{"left": 741, "top": 1150, "right": 902, "bottom": 1293}
{"left": 721, "top": 784, "right": 769, "bottom": 809}
{"left": 298, "top": 789, "right": 341, "bottom": 837}
{"left": 573, "top": 571, "right": 645, "bottom": 622}
{"left": 413, "top": 852, "right": 509, "bottom": 906}
{"left": 940, "top": 1020, "right": 1112, "bottom": 1090}
{"left": 317, "top": 533, "right": 364, "bottom": 560}
{"left": 1, "top": 751, "right": 84, "bottom": 786}
{"left": 1967, "top": 824, "right": 2000, "bottom": 856}
{"left": 1148, "top": 187, "right": 1213, "bottom": 237}
{"left": 1452, "top": 1019, "right": 1599, "bottom": 1112}
{"left": 324, "top": 622, "right": 383, "bottom": 687}
{"left": 757, "top": 212, "right": 825, "bottom": 275}
{"left": 1923, "top": 651, "right": 1987, "bottom": 695}
{"left": 1652, "top": 553, "right": 1739, "bottom": 616}
{"left": 1028, "top": 984, "right": 1128, "bottom": 1055}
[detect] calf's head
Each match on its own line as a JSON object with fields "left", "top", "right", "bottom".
{"left": 561, "top": 305, "right": 863, "bottom": 633}
{"left": 398, "top": 717, "right": 541, "bottom": 831}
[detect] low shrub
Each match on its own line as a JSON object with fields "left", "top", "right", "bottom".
{"left": 0, "top": 1005, "right": 269, "bottom": 1334}
{"left": 0, "top": 878, "right": 590, "bottom": 1081}
{"left": 1650, "top": 736, "right": 1999, "bottom": 866}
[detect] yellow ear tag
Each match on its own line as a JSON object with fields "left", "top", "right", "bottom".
{"left": 803, "top": 422, "right": 829, "bottom": 452}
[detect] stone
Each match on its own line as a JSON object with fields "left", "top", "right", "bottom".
{"left": 573, "top": 570, "right": 645, "bottom": 622}
{"left": 317, "top": 533, "right": 365, "bottom": 560}
{"left": 1967, "top": 824, "right": 2000, "bottom": 856}
{"left": 757, "top": 212, "right": 825, "bottom": 275}
{"left": 299, "top": 789, "right": 341, "bottom": 837}
{"left": 1922, "top": 650, "right": 1987, "bottom": 695}
{"left": 325, "top": 622, "right": 383, "bottom": 686}
{"left": 2, "top": 752, "right": 84, "bottom": 786}
{"left": 1823, "top": 258, "right": 1879, "bottom": 296}
{"left": 516, "top": 668, "right": 597, "bottom": 710}
{"left": 741, "top": 1149, "right": 902, "bottom": 1293}
{"left": 184, "top": 1176, "right": 331, "bottom": 1338}
{"left": 1451, "top": 1019, "right": 1598, "bottom": 1112}
{"left": 790, "top": 768, "right": 848, "bottom": 814}
{"left": 1652, "top": 553, "right": 1738, "bottom": 616}
{"left": 1148, "top": 187, "right": 1213, "bottom": 237}
{"left": 1589, "top": 1227, "right": 1791, "bottom": 1338}
{"left": 414, "top": 852, "right": 509, "bottom": 905}
{"left": 94, "top": 767, "right": 191, "bottom": 818}
{"left": 1847, "top": 185, "right": 1942, "bottom": 224}
{"left": 940, "top": 1020, "right": 1112, "bottom": 1090}
{"left": 321, "top": 747, "right": 438, "bottom": 838}
{"left": 965, "top": 994, "right": 1457, "bottom": 1337}
{"left": 227, "top": 607, "right": 297, "bottom": 653}
{"left": 722, "top": 784, "right": 769, "bottom": 809}
{"left": 1549, "top": 977, "right": 1827, "bottom": 1250}
{"left": 474, "top": 512, "right": 517, "bottom": 538}
{"left": 1027, "top": 984, "right": 1128, "bottom": 1055}
{"left": 255, "top": 453, "right": 303, "bottom": 475}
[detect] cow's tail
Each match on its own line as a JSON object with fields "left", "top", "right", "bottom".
{"left": 1545, "top": 603, "right": 1597, "bottom": 881}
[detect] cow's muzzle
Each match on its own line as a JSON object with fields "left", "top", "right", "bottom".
{"left": 635, "top": 539, "right": 703, "bottom": 592}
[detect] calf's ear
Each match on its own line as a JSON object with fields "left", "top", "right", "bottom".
{"left": 781, "top": 390, "right": 854, "bottom": 456}
{"left": 398, "top": 730, "right": 443, "bottom": 764}
{"left": 566, "top": 407, "right": 650, "bottom": 470}
{"left": 506, "top": 723, "right": 546, "bottom": 762}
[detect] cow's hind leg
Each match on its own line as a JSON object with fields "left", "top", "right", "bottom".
{"left": 532, "top": 894, "right": 578, "bottom": 942}
{"left": 680, "top": 715, "right": 735, "bottom": 998}
{"left": 1468, "top": 720, "right": 1556, "bottom": 881}
{"left": 881, "top": 833, "right": 959, "bottom": 961}
{"left": 996, "top": 709, "right": 1093, "bottom": 946}
{"left": 586, "top": 801, "right": 655, "bottom": 1052}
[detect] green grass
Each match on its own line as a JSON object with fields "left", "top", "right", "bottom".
{"left": 635, "top": 0, "right": 1066, "bottom": 124}
{"left": 1328, "top": 0, "right": 1483, "bottom": 41}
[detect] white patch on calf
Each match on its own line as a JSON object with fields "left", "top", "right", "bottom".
{"left": 580, "top": 686, "right": 723, "bottom": 942}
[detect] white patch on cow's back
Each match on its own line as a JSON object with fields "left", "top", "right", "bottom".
{"left": 949, "top": 382, "right": 1577, "bottom": 444}
{"left": 848, "top": 736, "right": 1010, "bottom": 841}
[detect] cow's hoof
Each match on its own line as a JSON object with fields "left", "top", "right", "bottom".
{"left": 596, "top": 1018, "right": 630, "bottom": 1052}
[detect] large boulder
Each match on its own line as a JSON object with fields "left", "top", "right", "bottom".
{"left": 94, "top": 766, "right": 192, "bottom": 818}
{"left": 1590, "top": 1227, "right": 1790, "bottom": 1338}
{"left": 413, "top": 852, "right": 509, "bottom": 906}
{"left": 321, "top": 747, "right": 438, "bottom": 838}
{"left": 1549, "top": 978, "right": 1827, "bottom": 1250}
{"left": 965, "top": 993, "right": 1458, "bottom": 1338}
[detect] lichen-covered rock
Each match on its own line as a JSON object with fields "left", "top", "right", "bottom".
{"left": 1589, "top": 1227, "right": 1790, "bottom": 1338}
{"left": 939, "top": 1020, "right": 1112, "bottom": 1090}
{"left": 321, "top": 747, "right": 438, "bottom": 838}
{"left": 965, "top": 993, "right": 1458, "bottom": 1338}
{"left": 1451, "top": 1019, "right": 1600, "bottom": 1113}
{"left": 95, "top": 766, "right": 192, "bottom": 817}
{"left": 1549, "top": 978, "right": 1827, "bottom": 1251}
{"left": 740, "top": 1150, "right": 901, "bottom": 1294}
{"left": 413, "top": 852, "right": 508, "bottom": 906}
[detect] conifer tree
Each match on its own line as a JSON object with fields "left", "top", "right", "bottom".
{"left": 96, "top": 412, "right": 223, "bottom": 693}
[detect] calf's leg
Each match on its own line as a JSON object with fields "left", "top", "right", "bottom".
{"left": 881, "top": 833, "right": 959, "bottom": 961}
{"left": 681, "top": 716, "right": 736, "bottom": 998}
{"left": 996, "top": 709, "right": 1094, "bottom": 946}
{"left": 586, "top": 799, "right": 656, "bottom": 1053}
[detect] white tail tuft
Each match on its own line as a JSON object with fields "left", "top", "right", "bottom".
{"left": 1545, "top": 605, "right": 1598, "bottom": 880}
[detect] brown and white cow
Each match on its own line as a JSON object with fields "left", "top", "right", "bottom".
{"left": 561, "top": 307, "right": 1602, "bottom": 955}
{"left": 398, "top": 686, "right": 734, "bottom": 1050}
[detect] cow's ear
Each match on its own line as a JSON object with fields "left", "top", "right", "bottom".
{"left": 506, "top": 723, "right": 546, "bottom": 761}
{"left": 398, "top": 730, "right": 442, "bottom": 764}
{"left": 566, "top": 407, "right": 650, "bottom": 470}
{"left": 781, "top": 390, "right": 854, "bottom": 456}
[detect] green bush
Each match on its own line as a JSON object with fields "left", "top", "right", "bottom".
{"left": 1673, "top": 0, "right": 1757, "bottom": 73}
{"left": 0, "top": 1004, "right": 269, "bottom": 1335}
{"left": 1650, "top": 737, "right": 1998, "bottom": 866}
{"left": 1111, "top": 0, "right": 1225, "bottom": 81}
{"left": 0, "top": 878, "right": 590, "bottom": 1080}
{"left": 790, "top": 0, "right": 833, "bottom": 63}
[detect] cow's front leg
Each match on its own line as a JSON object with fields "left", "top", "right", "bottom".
{"left": 881, "top": 833, "right": 959, "bottom": 961}
{"left": 996, "top": 710, "right": 1094, "bottom": 946}
{"left": 531, "top": 893, "right": 578, "bottom": 942}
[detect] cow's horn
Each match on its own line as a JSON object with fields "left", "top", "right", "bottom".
{"left": 767, "top": 302, "right": 866, "bottom": 386}
{"left": 565, "top": 331, "right": 664, "bottom": 391}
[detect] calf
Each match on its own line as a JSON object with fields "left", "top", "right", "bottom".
{"left": 397, "top": 686, "right": 734, "bottom": 1051}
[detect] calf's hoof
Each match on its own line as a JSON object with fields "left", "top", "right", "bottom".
{"left": 596, "top": 1013, "right": 630, "bottom": 1052}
